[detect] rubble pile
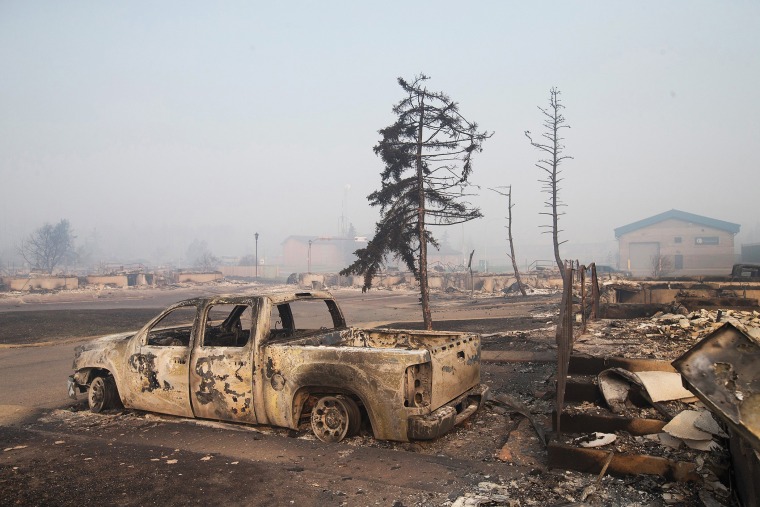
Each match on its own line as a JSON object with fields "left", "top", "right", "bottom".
{"left": 543, "top": 306, "right": 758, "bottom": 506}
{"left": 447, "top": 469, "right": 701, "bottom": 506}
{"left": 502, "top": 282, "right": 560, "bottom": 297}
{"left": 575, "top": 308, "right": 760, "bottom": 360}
{"left": 653, "top": 308, "right": 760, "bottom": 339}
{"left": 658, "top": 409, "right": 726, "bottom": 451}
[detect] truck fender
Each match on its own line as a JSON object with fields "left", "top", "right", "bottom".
{"left": 291, "top": 385, "right": 377, "bottom": 435}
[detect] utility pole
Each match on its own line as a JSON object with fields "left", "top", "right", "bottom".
{"left": 255, "top": 232, "right": 259, "bottom": 280}
{"left": 308, "top": 240, "right": 312, "bottom": 273}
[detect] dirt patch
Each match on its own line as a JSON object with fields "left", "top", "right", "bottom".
{"left": 0, "top": 424, "right": 392, "bottom": 507}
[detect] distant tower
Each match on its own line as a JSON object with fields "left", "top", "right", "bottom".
{"left": 340, "top": 184, "right": 351, "bottom": 237}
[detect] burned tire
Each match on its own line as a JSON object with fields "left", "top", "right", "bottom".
{"left": 88, "top": 376, "right": 119, "bottom": 413}
{"left": 310, "top": 395, "right": 358, "bottom": 443}
{"left": 338, "top": 395, "right": 362, "bottom": 437}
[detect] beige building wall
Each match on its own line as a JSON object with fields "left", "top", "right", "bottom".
{"left": 219, "top": 265, "right": 280, "bottom": 279}
{"left": 86, "top": 275, "right": 129, "bottom": 288}
{"left": 619, "top": 218, "right": 736, "bottom": 276}
{"left": 2, "top": 276, "right": 79, "bottom": 291}
{"left": 177, "top": 272, "right": 223, "bottom": 283}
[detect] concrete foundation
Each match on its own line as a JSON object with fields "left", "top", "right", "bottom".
{"left": 613, "top": 282, "right": 760, "bottom": 305}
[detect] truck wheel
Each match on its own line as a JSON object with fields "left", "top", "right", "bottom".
{"left": 88, "top": 376, "right": 118, "bottom": 413}
{"left": 337, "top": 395, "right": 362, "bottom": 437}
{"left": 311, "top": 395, "right": 355, "bottom": 442}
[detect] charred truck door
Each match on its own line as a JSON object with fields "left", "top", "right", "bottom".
{"left": 189, "top": 301, "right": 257, "bottom": 423}
{"left": 126, "top": 303, "right": 197, "bottom": 417}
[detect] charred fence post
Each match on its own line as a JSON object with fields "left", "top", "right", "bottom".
{"left": 555, "top": 263, "right": 575, "bottom": 437}
{"left": 590, "top": 263, "right": 600, "bottom": 320}
{"left": 580, "top": 265, "right": 587, "bottom": 333}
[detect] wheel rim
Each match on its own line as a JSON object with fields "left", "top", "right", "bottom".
{"left": 311, "top": 396, "right": 350, "bottom": 442}
{"left": 89, "top": 378, "right": 105, "bottom": 412}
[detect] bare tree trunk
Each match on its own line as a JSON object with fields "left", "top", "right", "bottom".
{"left": 416, "top": 97, "right": 432, "bottom": 330}
{"left": 526, "top": 89, "right": 571, "bottom": 284}
{"left": 506, "top": 187, "right": 527, "bottom": 296}
{"left": 550, "top": 112, "right": 564, "bottom": 283}
{"left": 489, "top": 186, "right": 527, "bottom": 296}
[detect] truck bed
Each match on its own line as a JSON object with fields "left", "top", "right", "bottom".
{"left": 280, "top": 327, "right": 482, "bottom": 409}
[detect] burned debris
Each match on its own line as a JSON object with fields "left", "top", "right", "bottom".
{"left": 529, "top": 269, "right": 760, "bottom": 506}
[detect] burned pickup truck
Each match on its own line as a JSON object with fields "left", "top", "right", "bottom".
{"left": 69, "top": 290, "right": 487, "bottom": 442}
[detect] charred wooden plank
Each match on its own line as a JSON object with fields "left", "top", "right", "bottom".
{"left": 569, "top": 354, "right": 675, "bottom": 375}
{"left": 552, "top": 411, "right": 666, "bottom": 435}
{"left": 547, "top": 442, "right": 699, "bottom": 482}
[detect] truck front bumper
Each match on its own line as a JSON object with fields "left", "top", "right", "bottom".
{"left": 407, "top": 384, "right": 490, "bottom": 440}
{"left": 67, "top": 375, "right": 78, "bottom": 399}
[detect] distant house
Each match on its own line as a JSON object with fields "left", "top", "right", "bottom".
{"left": 281, "top": 235, "right": 463, "bottom": 274}
{"left": 281, "top": 236, "right": 364, "bottom": 272}
{"left": 615, "top": 210, "right": 740, "bottom": 277}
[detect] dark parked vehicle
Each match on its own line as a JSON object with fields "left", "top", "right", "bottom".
{"left": 731, "top": 263, "right": 760, "bottom": 279}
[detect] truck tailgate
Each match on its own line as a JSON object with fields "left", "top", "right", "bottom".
{"left": 428, "top": 333, "right": 481, "bottom": 409}
{"left": 352, "top": 328, "right": 483, "bottom": 410}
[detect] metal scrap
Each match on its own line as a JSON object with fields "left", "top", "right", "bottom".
{"left": 673, "top": 322, "right": 760, "bottom": 452}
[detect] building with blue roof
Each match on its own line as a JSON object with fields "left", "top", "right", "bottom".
{"left": 615, "top": 210, "right": 740, "bottom": 277}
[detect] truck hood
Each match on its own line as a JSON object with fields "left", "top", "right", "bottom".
{"left": 73, "top": 331, "right": 135, "bottom": 369}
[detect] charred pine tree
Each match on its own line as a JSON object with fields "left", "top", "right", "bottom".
{"left": 490, "top": 186, "right": 527, "bottom": 296}
{"left": 526, "top": 88, "right": 572, "bottom": 282}
{"left": 341, "top": 74, "right": 491, "bottom": 330}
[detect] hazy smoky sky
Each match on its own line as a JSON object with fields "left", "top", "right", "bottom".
{"left": 1, "top": 1, "right": 758, "bottom": 267}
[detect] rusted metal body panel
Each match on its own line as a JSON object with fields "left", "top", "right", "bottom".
{"left": 673, "top": 322, "right": 760, "bottom": 452}
{"left": 129, "top": 343, "right": 194, "bottom": 417}
{"left": 262, "top": 341, "right": 429, "bottom": 440}
{"left": 258, "top": 324, "right": 482, "bottom": 441}
{"left": 71, "top": 290, "right": 485, "bottom": 442}
{"left": 357, "top": 328, "right": 481, "bottom": 409}
{"left": 190, "top": 346, "right": 256, "bottom": 422}
{"left": 188, "top": 297, "right": 260, "bottom": 423}
{"left": 71, "top": 331, "right": 135, "bottom": 389}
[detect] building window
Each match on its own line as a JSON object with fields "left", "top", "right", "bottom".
{"left": 674, "top": 237, "right": 682, "bottom": 243}
{"left": 674, "top": 254, "right": 683, "bottom": 270}
{"left": 695, "top": 236, "right": 719, "bottom": 245}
